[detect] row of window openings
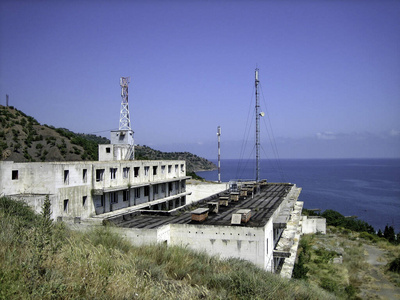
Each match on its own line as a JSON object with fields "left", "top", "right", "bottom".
{"left": 63, "top": 182, "right": 185, "bottom": 212}
{"left": 64, "top": 196, "right": 88, "bottom": 212}
{"left": 14, "top": 164, "right": 184, "bottom": 184}
{"left": 64, "top": 190, "right": 131, "bottom": 212}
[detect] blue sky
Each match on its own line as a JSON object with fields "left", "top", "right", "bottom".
{"left": 1, "top": 0, "right": 399, "bottom": 159}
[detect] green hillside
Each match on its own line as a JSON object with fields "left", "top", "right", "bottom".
{"left": 0, "top": 105, "right": 215, "bottom": 172}
{"left": 0, "top": 105, "right": 108, "bottom": 162}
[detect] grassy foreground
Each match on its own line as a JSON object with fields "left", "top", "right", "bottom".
{"left": 0, "top": 197, "right": 334, "bottom": 299}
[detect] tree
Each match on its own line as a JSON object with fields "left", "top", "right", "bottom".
{"left": 384, "top": 225, "right": 396, "bottom": 243}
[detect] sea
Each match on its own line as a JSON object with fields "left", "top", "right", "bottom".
{"left": 196, "top": 158, "right": 400, "bottom": 232}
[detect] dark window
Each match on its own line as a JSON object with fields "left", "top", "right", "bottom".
{"left": 134, "top": 167, "right": 140, "bottom": 177}
{"left": 110, "top": 192, "right": 118, "bottom": 204}
{"left": 82, "top": 196, "right": 87, "bottom": 207}
{"left": 64, "top": 199, "right": 69, "bottom": 212}
{"left": 123, "top": 190, "right": 129, "bottom": 202}
{"left": 96, "top": 169, "right": 105, "bottom": 182}
{"left": 12, "top": 170, "right": 18, "bottom": 180}
{"left": 144, "top": 186, "right": 149, "bottom": 197}
{"left": 64, "top": 170, "right": 69, "bottom": 185}
{"left": 123, "top": 167, "right": 130, "bottom": 178}
{"left": 106, "top": 147, "right": 111, "bottom": 153}
{"left": 135, "top": 188, "right": 140, "bottom": 198}
{"left": 110, "top": 168, "right": 117, "bottom": 179}
{"left": 153, "top": 166, "right": 158, "bottom": 175}
{"left": 82, "top": 169, "right": 87, "bottom": 183}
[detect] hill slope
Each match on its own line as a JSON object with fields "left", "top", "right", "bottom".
{"left": 0, "top": 105, "right": 215, "bottom": 172}
{"left": 0, "top": 105, "right": 108, "bottom": 162}
{"left": 135, "top": 145, "right": 216, "bottom": 173}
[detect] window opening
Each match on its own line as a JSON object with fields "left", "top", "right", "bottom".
{"left": 64, "top": 170, "right": 69, "bottom": 185}
{"left": 135, "top": 188, "right": 140, "bottom": 198}
{"left": 134, "top": 167, "right": 140, "bottom": 177}
{"left": 123, "top": 167, "right": 130, "bottom": 179}
{"left": 12, "top": 170, "right": 18, "bottom": 180}
{"left": 82, "top": 196, "right": 87, "bottom": 207}
{"left": 144, "top": 166, "right": 149, "bottom": 176}
{"left": 64, "top": 199, "right": 69, "bottom": 212}
{"left": 123, "top": 190, "right": 129, "bottom": 202}
{"left": 82, "top": 169, "right": 87, "bottom": 183}
{"left": 96, "top": 169, "right": 105, "bottom": 182}
{"left": 153, "top": 166, "right": 158, "bottom": 176}
{"left": 110, "top": 192, "right": 118, "bottom": 204}
{"left": 110, "top": 168, "right": 117, "bottom": 180}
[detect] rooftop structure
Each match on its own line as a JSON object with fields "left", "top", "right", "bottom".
{"left": 105, "top": 181, "right": 304, "bottom": 274}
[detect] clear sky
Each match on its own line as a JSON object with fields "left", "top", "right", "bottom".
{"left": 1, "top": 0, "right": 399, "bottom": 159}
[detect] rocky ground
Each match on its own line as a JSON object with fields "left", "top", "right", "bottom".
{"left": 360, "top": 244, "right": 400, "bottom": 299}
{"left": 307, "top": 229, "right": 400, "bottom": 299}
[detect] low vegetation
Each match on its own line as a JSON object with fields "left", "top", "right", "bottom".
{"left": 296, "top": 209, "right": 400, "bottom": 298}
{"left": 135, "top": 145, "right": 216, "bottom": 173}
{"left": 0, "top": 196, "right": 334, "bottom": 299}
{"left": 0, "top": 105, "right": 107, "bottom": 161}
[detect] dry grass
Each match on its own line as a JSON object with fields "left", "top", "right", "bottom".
{"left": 1, "top": 197, "right": 334, "bottom": 300}
{"left": 297, "top": 226, "right": 400, "bottom": 299}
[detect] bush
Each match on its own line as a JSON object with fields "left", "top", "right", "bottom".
{"left": 388, "top": 256, "right": 400, "bottom": 274}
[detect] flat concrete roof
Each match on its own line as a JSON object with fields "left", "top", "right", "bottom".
{"left": 108, "top": 183, "right": 294, "bottom": 229}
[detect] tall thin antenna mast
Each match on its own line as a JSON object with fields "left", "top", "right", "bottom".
{"left": 255, "top": 68, "right": 260, "bottom": 183}
{"left": 217, "top": 126, "right": 221, "bottom": 183}
{"left": 119, "top": 77, "right": 131, "bottom": 130}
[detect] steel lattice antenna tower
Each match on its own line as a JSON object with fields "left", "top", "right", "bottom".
{"left": 119, "top": 77, "right": 131, "bottom": 130}
{"left": 255, "top": 68, "right": 260, "bottom": 183}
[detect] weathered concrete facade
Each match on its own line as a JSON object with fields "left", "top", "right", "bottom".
{"left": 108, "top": 182, "right": 303, "bottom": 273}
{"left": 0, "top": 159, "right": 189, "bottom": 220}
{"left": 301, "top": 215, "right": 326, "bottom": 234}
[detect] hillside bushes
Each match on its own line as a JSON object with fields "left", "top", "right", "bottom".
{"left": 0, "top": 196, "right": 334, "bottom": 300}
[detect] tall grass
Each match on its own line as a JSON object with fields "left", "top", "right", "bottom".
{"left": 0, "top": 197, "right": 334, "bottom": 299}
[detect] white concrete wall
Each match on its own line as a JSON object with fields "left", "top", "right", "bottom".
{"left": 302, "top": 216, "right": 326, "bottom": 234}
{"left": 0, "top": 159, "right": 187, "bottom": 219}
{"left": 169, "top": 223, "right": 267, "bottom": 270}
{"left": 115, "top": 227, "right": 159, "bottom": 246}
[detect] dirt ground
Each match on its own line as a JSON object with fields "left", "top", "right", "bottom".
{"left": 359, "top": 244, "right": 400, "bottom": 299}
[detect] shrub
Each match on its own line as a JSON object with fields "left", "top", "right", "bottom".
{"left": 388, "top": 256, "right": 400, "bottom": 274}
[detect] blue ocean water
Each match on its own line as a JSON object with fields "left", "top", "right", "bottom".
{"left": 197, "top": 159, "right": 400, "bottom": 232}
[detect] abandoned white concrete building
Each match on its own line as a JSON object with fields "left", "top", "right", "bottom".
{"left": 0, "top": 76, "right": 325, "bottom": 276}
{"left": 0, "top": 159, "right": 189, "bottom": 220}
{"left": 0, "top": 77, "right": 190, "bottom": 221}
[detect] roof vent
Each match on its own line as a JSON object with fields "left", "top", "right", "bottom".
{"left": 207, "top": 201, "right": 219, "bottom": 214}
{"left": 219, "top": 196, "right": 229, "bottom": 207}
{"left": 231, "top": 209, "right": 252, "bottom": 225}
{"left": 231, "top": 214, "right": 242, "bottom": 225}
{"left": 191, "top": 208, "right": 209, "bottom": 222}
